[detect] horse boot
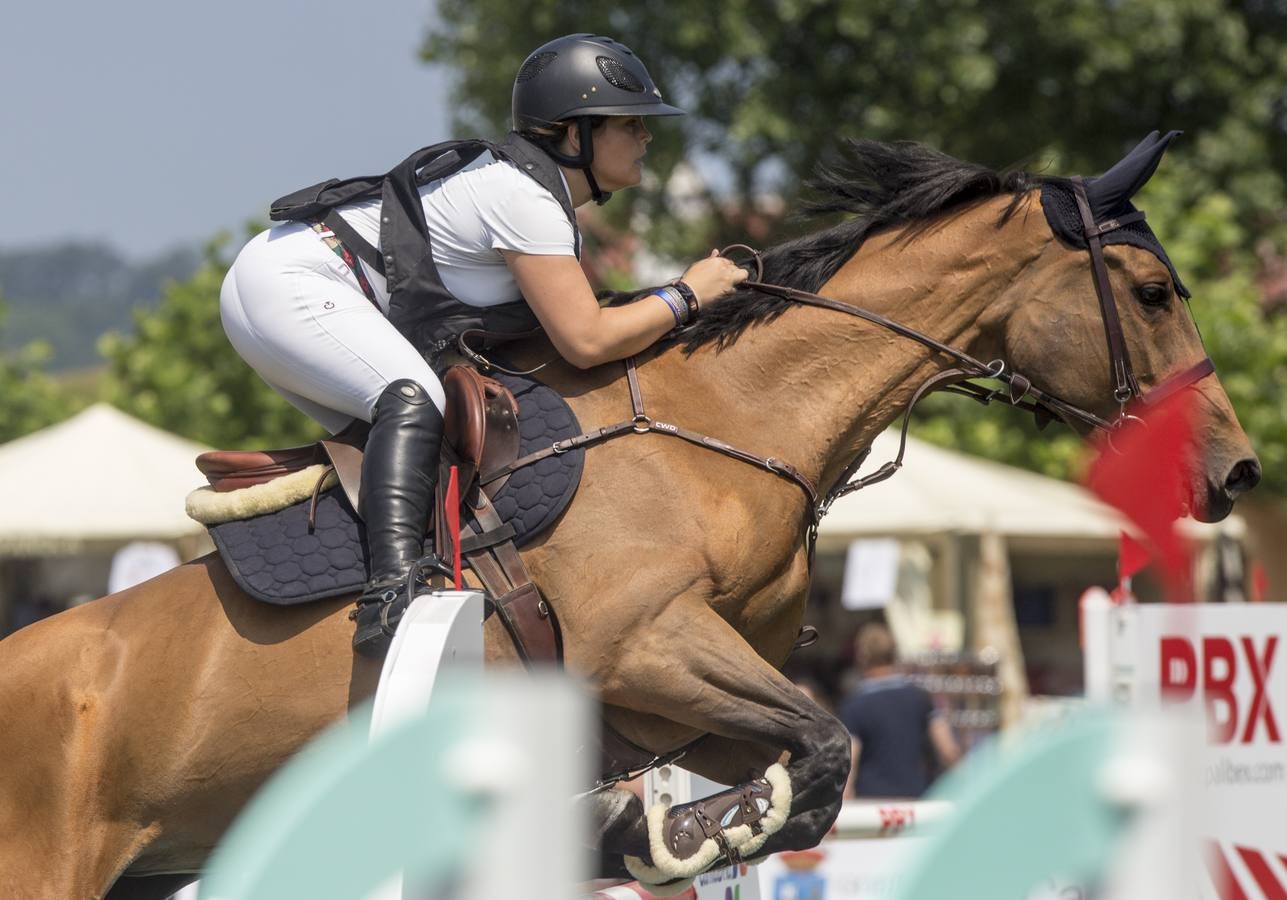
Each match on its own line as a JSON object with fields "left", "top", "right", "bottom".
{"left": 624, "top": 763, "right": 792, "bottom": 890}
{"left": 350, "top": 379, "right": 448, "bottom": 658}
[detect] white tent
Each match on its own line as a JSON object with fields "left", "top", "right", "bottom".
{"left": 817, "top": 428, "right": 1240, "bottom": 545}
{"left": 0, "top": 404, "right": 211, "bottom": 554}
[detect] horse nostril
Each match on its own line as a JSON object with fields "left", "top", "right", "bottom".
{"left": 1224, "top": 458, "right": 1262, "bottom": 497}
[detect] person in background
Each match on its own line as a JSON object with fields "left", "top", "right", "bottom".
{"left": 839, "top": 621, "right": 960, "bottom": 798}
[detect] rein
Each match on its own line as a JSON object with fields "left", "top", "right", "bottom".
{"left": 473, "top": 201, "right": 1216, "bottom": 564}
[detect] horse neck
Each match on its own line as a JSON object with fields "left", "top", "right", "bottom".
{"left": 680, "top": 194, "right": 1048, "bottom": 496}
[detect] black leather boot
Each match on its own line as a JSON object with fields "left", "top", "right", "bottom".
{"left": 351, "top": 379, "right": 445, "bottom": 657}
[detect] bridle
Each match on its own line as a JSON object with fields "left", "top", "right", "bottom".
{"left": 724, "top": 178, "right": 1215, "bottom": 513}
{"left": 462, "top": 185, "right": 1217, "bottom": 570}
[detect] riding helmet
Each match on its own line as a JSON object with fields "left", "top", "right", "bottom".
{"left": 512, "top": 34, "right": 684, "bottom": 204}
{"left": 512, "top": 33, "right": 685, "bottom": 132}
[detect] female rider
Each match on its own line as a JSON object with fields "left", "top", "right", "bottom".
{"left": 219, "top": 34, "right": 747, "bottom": 654}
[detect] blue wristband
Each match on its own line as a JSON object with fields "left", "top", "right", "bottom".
{"left": 653, "top": 288, "right": 686, "bottom": 328}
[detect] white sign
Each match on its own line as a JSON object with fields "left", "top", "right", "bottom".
{"left": 841, "top": 539, "right": 900, "bottom": 610}
{"left": 1087, "top": 602, "right": 1287, "bottom": 896}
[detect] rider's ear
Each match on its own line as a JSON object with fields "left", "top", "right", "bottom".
{"left": 565, "top": 122, "right": 581, "bottom": 154}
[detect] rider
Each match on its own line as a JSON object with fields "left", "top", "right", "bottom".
{"left": 219, "top": 34, "right": 747, "bottom": 655}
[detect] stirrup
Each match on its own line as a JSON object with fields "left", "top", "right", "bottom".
{"left": 350, "top": 554, "right": 454, "bottom": 657}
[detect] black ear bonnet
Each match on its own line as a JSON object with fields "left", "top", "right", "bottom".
{"left": 1039, "top": 130, "right": 1190, "bottom": 299}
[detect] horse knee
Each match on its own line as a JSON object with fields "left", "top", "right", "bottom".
{"left": 785, "top": 713, "right": 851, "bottom": 806}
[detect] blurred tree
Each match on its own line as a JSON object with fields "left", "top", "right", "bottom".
{"left": 0, "top": 296, "right": 79, "bottom": 444}
{"left": 424, "top": 0, "right": 1287, "bottom": 494}
{"left": 424, "top": 0, "right": 1286, "bottom": 224}
{"left": 101, "top": 232, "right": 323, "bottom": 450}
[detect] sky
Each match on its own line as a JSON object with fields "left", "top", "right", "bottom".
{"left": 1, "top": 1, "right": 451, "bottom": 260}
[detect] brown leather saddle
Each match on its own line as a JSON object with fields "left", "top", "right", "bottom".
{"left": 196, "top": 366, "right": 518, "bottom": 502}
{"left": 195, "top": 366, "right": 558, "bottom": 663}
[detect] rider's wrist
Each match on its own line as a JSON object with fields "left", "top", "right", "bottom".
{"left": 652, "top": 287, "right": 687, "bottom": 328}
{"left": 672, "top": 280, "right": 700, "bottom": 318}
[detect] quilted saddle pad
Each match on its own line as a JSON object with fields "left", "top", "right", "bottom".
{"left": 209, "top": 373, "right": 584, "bottom": 605}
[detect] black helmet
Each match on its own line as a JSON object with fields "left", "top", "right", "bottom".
{"left": 513, "top": 33, "right": 685, "bottom": 133}
{"left": 512, "top": 34, "right": 684, "bottom": 204}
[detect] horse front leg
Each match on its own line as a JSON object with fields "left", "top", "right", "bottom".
{"left": 664, "top": 731, "right": 847, "bottom": 860}
{"left": 598, "top": 596, "right": 849, "bottom": 889}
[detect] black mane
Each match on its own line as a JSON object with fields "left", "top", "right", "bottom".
{"left": 674, "top": 140, "right": 1040, "bottom": 352}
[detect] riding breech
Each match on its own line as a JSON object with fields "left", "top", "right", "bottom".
{"left": 219, "top": 222, "right": 447, "bottom": 431}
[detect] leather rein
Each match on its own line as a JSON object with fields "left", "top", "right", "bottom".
{"left": 468, "top": 184, "right": 1215, "bottom": 561}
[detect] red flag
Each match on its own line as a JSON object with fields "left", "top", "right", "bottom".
{"left": 1118, "top": 530, "right": 1152, "bottom": 582}
{"left": 445, "top": 466, "right": 462, "bottom": 590}
{"left": 1086, "top": 392, "right": 1197, "bottom": 601}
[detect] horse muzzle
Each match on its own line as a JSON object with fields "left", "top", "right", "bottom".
{"left": 1200, "top": 455, "right": 1261, "bottom": 522}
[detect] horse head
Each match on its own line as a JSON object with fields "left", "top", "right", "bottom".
{"left": 995, "top": 131, "right": 1259, "bottom": 521}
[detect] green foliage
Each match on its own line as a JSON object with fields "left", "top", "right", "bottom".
{"left": 0, "top": 298, "right": 80, "bottom": 443}
{"left": 424, "top": 0, "right": 1287, "bottom": 495}
{"left": 101, "top": 232, "right": 323, "bottom": 449}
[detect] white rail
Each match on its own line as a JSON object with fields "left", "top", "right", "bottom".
{"left": 832, "top": 799, "right": 955, "bottom": 839}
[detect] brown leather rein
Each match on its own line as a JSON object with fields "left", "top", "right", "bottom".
{"left": 469, "top": 194, "right": 1214, "bottom": 561}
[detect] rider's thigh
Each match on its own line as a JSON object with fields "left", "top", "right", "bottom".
{"left": 220, "top": 226, "right": 445, "bottom": 424}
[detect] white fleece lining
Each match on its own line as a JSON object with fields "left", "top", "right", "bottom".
{"left": 623, "top": 763, "right": 792, "bottom": 890}
{"left": 185, "top": 465, "right": 337, "bottom": 525}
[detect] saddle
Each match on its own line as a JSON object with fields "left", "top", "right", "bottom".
{"left": 195, "top": 366, "right": 567, "bottom": 664}
{"left": 196, "top": 367, "right": 517, "bottom": 502}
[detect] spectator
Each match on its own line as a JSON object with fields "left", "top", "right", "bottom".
{"left": 839, "top": 622, "right": 960, "bottom": 798}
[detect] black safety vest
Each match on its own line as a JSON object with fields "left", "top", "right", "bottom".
{"left": 270, "top": 132, "right": 579, "bottom": 366}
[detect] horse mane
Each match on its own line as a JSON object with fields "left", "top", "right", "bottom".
{"left": 675, "top": 139, "right": 1040, "bottom": 352}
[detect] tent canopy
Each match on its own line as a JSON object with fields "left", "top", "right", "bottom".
{"left": 0, "top": 404, "right": 210, "bottom": 554}
{"left": 817, "top": 429, "right": 1240, "bottom": 543}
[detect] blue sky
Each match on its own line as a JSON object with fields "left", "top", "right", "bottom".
{"left": 1, "top": 1, "right": 451, "bottom": 259}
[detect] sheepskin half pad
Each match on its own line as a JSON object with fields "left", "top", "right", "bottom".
{"left": 201, "top": 372, "right": 585, "bottom": 605}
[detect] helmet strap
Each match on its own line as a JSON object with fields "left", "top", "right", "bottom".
{"left": 535, "top": 118, "right": 612, "bottom": 205}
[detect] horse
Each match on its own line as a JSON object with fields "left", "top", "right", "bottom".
{"left": 0, "top": 134, "right": 1260, "bottom": 898}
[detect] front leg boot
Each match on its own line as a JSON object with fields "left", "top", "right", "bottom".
{"left": 623, "top": 763, "right": 792, "bottom": 893}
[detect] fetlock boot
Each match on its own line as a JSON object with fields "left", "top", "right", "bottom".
{"left": 351, "top": 379, "right": 445, "bottom": 657}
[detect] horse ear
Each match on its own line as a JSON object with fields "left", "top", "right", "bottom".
{"left": 1086, "top": 130, "right": 1182, "bottom": 217}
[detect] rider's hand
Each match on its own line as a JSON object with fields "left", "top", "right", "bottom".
{"left": 679, "top": 250, "right": 749, "bottom": 307}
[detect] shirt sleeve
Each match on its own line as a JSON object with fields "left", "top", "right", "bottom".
{"left": 481, "top": 168, "right": 577, "bottom": 257}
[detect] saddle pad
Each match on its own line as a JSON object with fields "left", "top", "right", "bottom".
{"left": 210, "top": 373, "right": 585, "bottom": 605}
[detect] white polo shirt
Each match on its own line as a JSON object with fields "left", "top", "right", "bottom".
{"left": 336, "top": 150, "right": 578, "bottom": 310}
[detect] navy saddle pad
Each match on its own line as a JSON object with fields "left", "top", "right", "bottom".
{"left": 209, "top": 373, "right": 584, "bottom": 605}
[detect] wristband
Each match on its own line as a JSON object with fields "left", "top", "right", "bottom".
{"left": 653, "top": 288, "right": 686, "bottom": 328}
{"left": 672, "top": 280, "right": 700, "bottom": 320}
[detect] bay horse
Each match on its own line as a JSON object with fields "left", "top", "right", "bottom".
{"left": 0, "top": 134, "right": 1260, "bottom": 898}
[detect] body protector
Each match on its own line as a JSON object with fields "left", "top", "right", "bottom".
{"left": 269, "top": 132, "right": 580, "bottom": 368}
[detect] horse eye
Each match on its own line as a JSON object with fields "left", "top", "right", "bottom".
{"left": 1137, "top": 283, "right": 1170, "bottom": 307}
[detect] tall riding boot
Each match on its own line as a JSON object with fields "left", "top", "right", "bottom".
{"left": 351, "top": 379, "right": 444, "bottom": 657}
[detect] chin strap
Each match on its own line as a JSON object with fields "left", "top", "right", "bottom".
{"left": 533, "top": 118, "right": 613, "bottom": 205}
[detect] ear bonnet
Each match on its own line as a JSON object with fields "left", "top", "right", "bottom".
{"left": 1040, "top": 130, "right": 1190, "bottom": 298}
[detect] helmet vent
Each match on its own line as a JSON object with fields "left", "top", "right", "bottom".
{"left": 596, "top": 56, "right": 645, "bottom": 93}
{"left": 516, "top": 52, "right": 558, "bottom": 83}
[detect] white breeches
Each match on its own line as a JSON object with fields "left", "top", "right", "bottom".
{"left": 219, "top": 223, "right": 446, "bottom": 433}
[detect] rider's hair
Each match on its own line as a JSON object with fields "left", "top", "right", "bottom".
{"left": 854, "top": 622, "right": 898, "bottom": 671}
{"left": 522, "top": 116, "right": 607, "bottom": 146}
